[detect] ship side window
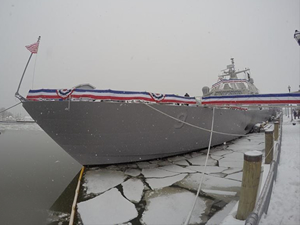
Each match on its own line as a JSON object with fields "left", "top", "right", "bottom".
{"left": 223, "top": 83, "right": 231, "bottom": 90}
{"left": 237, "top": 82, "right": 246, "bottom": 90}
{"left": 230, "top": 83, "right": 237, "bottom": 89}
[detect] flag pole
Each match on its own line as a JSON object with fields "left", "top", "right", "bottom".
{"left": 15, "top": 36, "right": 41, "bottom": 102}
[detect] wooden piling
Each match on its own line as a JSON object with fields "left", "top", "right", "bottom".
{"left": 274, "top": 121, "right": 279, "bottom": 141}
{"left": 265, "top": 129, "right": 274, "bottom": 164}
{"left": 236, "top": 151, "right": 262, "bottom": 220}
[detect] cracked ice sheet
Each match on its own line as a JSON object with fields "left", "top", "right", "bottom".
{"left": 77, "top": 188, "right": 137, "bottom": 225}
{"left": 146, "top": 174, "right": 187, "bottom": 190}
{"left": 124, "top": 168, "right": 141, "bottom": 177}
{"left": 202, "top": 189, "right": 237, "bottom": 204}
{"left": 187, "top": 155, "right": 217, "bottom": 166}
{"left": 228, "top": 135, "right": 264, "bottom": 152}
{"left": 166, "top": 155, "right": 189, "bottom": 162}
{"left": 159, "top": 164, "right": 195, "bottom": 173}
{"left": 210, "top": 149, "right": 233, "bottom": 156}
{"left": 141, "top": 187, "right": 206, "bottom": 224}
{"left": 228, "top": 143, "right": 264, "bottom": 153}
{"left": 186, "top": 165, "right": 227, "bottom": 174}
{"left": 142, "top": 167, "right": 179, "bottom": 178}
{"left": 177, "top": 173, "right": 241, "bottom": 192}
{"left": 122, "top": 178, "right": 144, "bottom": 203}
{"left": 223, "top": 167, "right": 242, "bottom": 175}
{"left": 218, "top": 157, "right": 244, "bottom": 168}
{"left": 226, "top": 172, "right": 243, "bottom": 181}
{"left": 173, "top": 159, "right": 190, "bottom": 166}
{"left": 83, "top": 169, "right": 126, "bottom": 194}
{"left": 219, "top": 152, "right": 244, "bottom": 168}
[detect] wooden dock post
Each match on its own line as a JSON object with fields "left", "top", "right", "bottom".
{"left": 265, "top": 129, "right": 274, "bottom": 164}
{"left": 274, "top": 121, "right": 279, "bottom": 141}
{"left": 236, "top": 151, "right": 263, "bottom": 220}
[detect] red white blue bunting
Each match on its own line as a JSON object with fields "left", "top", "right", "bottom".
{"left": 26, "top": 89, "right": 197, "bottom": 105}
{"left": 201, "top": 93, "right": 300, "bottom": 105}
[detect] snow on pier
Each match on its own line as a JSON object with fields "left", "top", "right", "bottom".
{"left": 220, "top": 116, "right": 300, "bottom": 225}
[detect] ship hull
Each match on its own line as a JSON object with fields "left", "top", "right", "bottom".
{"left": 23, "top": 101, "right": 274, "bottom": 165}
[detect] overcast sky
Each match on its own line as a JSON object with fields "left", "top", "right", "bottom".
{"left": 0, "top": 0, "right": 299, "bottom": 115}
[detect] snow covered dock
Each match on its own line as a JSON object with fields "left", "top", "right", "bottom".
{"left": 219, "top": 115, "right": 300, "bottom": 225}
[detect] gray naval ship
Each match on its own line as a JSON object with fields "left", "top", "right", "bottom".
{"left": 20, "top": 59, "right": 275, "bottom": 165}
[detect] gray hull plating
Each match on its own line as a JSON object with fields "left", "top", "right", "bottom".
{"left": 23, "top": 101, "right": 273, "bottom": 165}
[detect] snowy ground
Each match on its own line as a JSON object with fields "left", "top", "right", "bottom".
{"left": 260, "top": 116, "right": 300, "bottom": 225}
{"left": 221, "top": 115, "right": 300, "bottom": 225}
{"left": 73, "top": 127, "right": 270, "bottom": 225}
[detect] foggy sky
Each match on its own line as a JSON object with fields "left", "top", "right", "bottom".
{"left": 0, "top": 0, "right": 299, "bottom": 115}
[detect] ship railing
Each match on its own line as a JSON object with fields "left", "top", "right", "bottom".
{"left": 244, "top": 113, "right": 283, "bottom": 225}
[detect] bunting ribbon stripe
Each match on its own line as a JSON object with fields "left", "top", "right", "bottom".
{"left": 26, "top": 89, "right": 197, "bottom": 105}
{"left": 201, "top": 93, "right": 300, "bottom": 105}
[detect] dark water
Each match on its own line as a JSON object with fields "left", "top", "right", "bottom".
{"left": 0, "top": 123, "right": 81, "bottom": 225}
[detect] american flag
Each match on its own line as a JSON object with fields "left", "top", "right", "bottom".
{"left": 25, "top": 40, "right": 40, "bottom": 54}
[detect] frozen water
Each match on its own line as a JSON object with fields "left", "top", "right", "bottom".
{"left": 158, "top": 164, "right": 195, "bottom": 173}
{"left": 141, "top": 167, "right": 179, "bottom": 178}
{"left": 137, "top": 161, "right": 158, "bottom": 169}
{"left": 226, "top": 172, "right": 243, "bottom": 181}
{"left": 146, "top": 174, "right": 187, "bottom": 190}
{"left": 124, "top": 168, "right": 141, "bottom": 177}
{"left": 166, "top": 155, "right": 189, "bottom": 162}
{"left": 218, "top": 157, "right": 244, "bottom": 168}
{"left": 122, "top": 178, "right": 144, "bottom": 203}
{"left": 211, "top": 149, "right": 233, "bottom": 156}
{"left": 177, "top": 173, "right": 241, "bottom": 192}
{"left": 172, "top": 159, "right": 190, "bottom": 166}
{"left": 141, "top": 187, "right": 206, "bottom": 224}
{"left": 222, "top": 167, "right": 242, "bottom": 175}
{"left": 186, "top": 155, "right": 217, "bottom": 166}
{"left": 83, "top": 169, "right": 126, "bottom": 194}
{"left": 186, "top": 165, "right": 227, "bottom": 174}
{"left": 77, "top": 188, "right": 138, "bottom": 224}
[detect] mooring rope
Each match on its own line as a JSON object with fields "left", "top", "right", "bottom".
{"left": 184, "top": 107, "right": 216, "bottom": 225}
{"left": 69, "top": 166, "right": 85, "bottom": 225}
{"left": 264, "top": 142, "right": 276, "bottom": 163}
{"left": 0, "top": 102, "right": 22, "bottom": 114}
{"left": 143, "top": 103, "right": 247, "bottom": 137}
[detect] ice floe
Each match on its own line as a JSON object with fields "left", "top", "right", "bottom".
{"left": 158, "top": 164, "right": 195, "bottom": 173}
{"left": 186, "top": 155, "right": 217, "bottom": 166}
{"left": 83, "top": 169, "right": 126, "bottom": 194}
{"left": 146, "top": 174, "right": 187, "bottom": 190}
{"left": 141, "top": 167, "right": 179, "bottom": 178}
{"left": 186, "top": 165, "right": 227, "bottom": 174}
{"left": 226, "top": 172, "right": 243, "bottom": 181}
{"left": 124, "top": 168, "right": 141, "bottom": 177}
{"left": 177, "top": 173, "right": 241, "bottom": 192}
{"left": 141, "top": 187, "right": 206, "bottom": 224}
{"left": 122, "top": 178, "right": 144, "bottom": 203}
{"left": 77, "top": 188, "right": 138, "bottom": 224}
